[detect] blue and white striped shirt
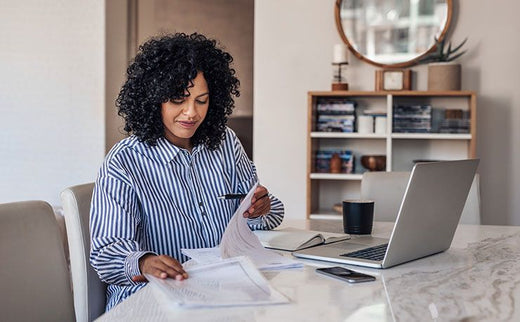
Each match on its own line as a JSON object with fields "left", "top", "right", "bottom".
{"left": 90, "top": 127, "right": 284, "bottom": 311}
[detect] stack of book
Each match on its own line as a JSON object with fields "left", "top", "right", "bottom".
{"left": 392, "top": 105, "right": 432, "bottom": 133}
{"left": 315, "top": 150, "right": 354, "bottom": 173}
{"left": 439, "top": 109, "right": 470, "bottom": 134}
{"left": 316, "top": 98, "right": 356, "bottom": 132}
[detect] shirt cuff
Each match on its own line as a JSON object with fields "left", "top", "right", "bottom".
{"left": 247, "top": 214, "right": 266, "bottom": 227}
{"left": 124, "top": 251, "right": 156, "bottom": 285}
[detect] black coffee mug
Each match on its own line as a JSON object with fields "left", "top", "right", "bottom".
{"left": 343, "top": 200, "right": 374, "bottom": 234}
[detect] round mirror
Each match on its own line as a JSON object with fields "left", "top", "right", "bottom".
{"left": 335, "top": 0, "right": 452, "bottom": 68}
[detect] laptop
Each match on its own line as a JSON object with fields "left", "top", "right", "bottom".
{"left": 293, "top": 159, "right": 479, "bottom": 269}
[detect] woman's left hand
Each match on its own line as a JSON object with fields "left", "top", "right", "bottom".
{"left": 243, "top": 185, "right": 271, "bottom": 218}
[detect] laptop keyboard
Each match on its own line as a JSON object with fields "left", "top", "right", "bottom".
{"left": 340, "top": 243, "right": 389, "bottom": 261}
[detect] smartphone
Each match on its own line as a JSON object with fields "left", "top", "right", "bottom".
{"left": 315, "top": 266, "right": 376, "bottom": 283}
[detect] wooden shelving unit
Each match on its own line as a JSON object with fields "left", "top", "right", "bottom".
{"left": 307, "top": 90, "right": 476, "bottom": 219}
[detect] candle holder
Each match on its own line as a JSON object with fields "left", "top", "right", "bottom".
{"left": 332, "top": 62, "right": 349, "bottom": 91}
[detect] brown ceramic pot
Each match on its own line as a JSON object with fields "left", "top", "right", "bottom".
{"left": 427, "top": 63, "right": 461, "bottom": 91}
{"left": 330, "top": 153, "right": 342, "bottom": 173}
{"left": 361, "top": 155, "right": 386, "bottom": 171}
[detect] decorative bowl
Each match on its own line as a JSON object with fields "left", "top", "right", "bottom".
{"left": 361, "top": 155, "right": 386, "bottom": 171}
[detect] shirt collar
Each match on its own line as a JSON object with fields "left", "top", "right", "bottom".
{"left": 140, "top": 137, "right": 204, "bottom": 164}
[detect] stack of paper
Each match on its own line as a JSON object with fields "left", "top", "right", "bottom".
{"left": 182, "top": 246, "right": 302, "bottom": 271}
{"left": 146, "top": 257, "right": 289, "bottom": 308}
{"left": 151, "top": 182, "right": 302, "bottom": 308}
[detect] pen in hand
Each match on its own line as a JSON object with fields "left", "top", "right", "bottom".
{"left": 217, "top": 193, "right": 269, "bottom": 200}
{"left": 217, "top": 193, "right": 247, "bottom": 200}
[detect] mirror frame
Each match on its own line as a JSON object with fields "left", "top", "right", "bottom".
{"left": 334, "top": 0, "right": 453, "bottom": 68}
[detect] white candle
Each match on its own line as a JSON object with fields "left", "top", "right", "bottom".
{"left": 332, "top": 44, "right": 348, "bottom": 63}
{"left": 374, "top": 116, "right": 387, "bottom": 134}
{"left": 357, "top": 115, "right": 374, "bottom": 134}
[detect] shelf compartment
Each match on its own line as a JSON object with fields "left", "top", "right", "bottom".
{"left": 307, "top": 180, "right": 361, "bottom": 219}
{"left": 312, "top": 139, "right": 386, "bottom": 175}
{"left": 392, "top": 139, "right": 471, "bottom": 172}
{"left": 310, "top": 173, "right": 363, "bottom": 180}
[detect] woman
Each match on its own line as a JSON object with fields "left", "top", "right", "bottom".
{"left": 90, "top": 33, "right": 284, "bottom": 310}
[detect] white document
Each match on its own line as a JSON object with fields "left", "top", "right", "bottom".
{"left": 146, "top": 256, "right": 289, "bottom": 308}
{"left": 181, "top": 247, "right": 221, "bottom": 264}
{"left": 182, "top": 246, "right": 302, "bottom": 271}
{"left": 182, "top": 181, "right": 302, "bottom": 270}
{"left": 219, "top": 182, "right": 303, "bottom": 270}
{"left": 219, "top": 181, "right": 260, "bottom": 259}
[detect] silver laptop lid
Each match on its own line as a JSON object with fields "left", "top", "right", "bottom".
{"left": 381, "top": 159, "right": 479, "bottom": 268}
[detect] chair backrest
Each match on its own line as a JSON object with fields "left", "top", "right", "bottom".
{"left": 360, "top": 171, "right": 481, "bottom": 224}
{"left": 61, "top": 182, "right": 106, "bottom": 322}
{"left": 0, "top": 200, "right": 75, "bottom": 321}
{"left": 459, "top": 174, "right": 481, "bottom": 224}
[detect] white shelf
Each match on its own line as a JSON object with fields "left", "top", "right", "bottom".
{"left": 311, "top": 132, "right": 386, "bottom": 139}
{"left": 310, "top": 173, "right": 363, "bottom": 180}
{"left": 312, "top": 132, "right": 471, "bottom": 140}
{"left": 391, "top": 133, "right": 471, "bottom": 140}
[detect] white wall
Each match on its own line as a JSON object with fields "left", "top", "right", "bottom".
{"left": 254, "top": 0, "right": 337, "bottom": 220}
{"left": 254, "top": 0, "right": 520, "bottom": 225}
{"left": 0, "top": 1, "right": 105, "bottom": 206}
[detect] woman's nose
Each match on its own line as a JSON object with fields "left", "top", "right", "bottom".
{"left": 182, "top": 100, "right": 197, "bottom": 118}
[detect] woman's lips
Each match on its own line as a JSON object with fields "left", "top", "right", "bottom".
{"left": 177, "top": 120, "right": 197, "bottom": 128}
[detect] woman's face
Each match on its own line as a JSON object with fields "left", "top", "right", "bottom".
{"left": 161, "top": 71, "right": 209, "bottom": 150}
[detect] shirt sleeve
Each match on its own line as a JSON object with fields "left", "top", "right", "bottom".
{"left": 228, "top": 128, "right": 284, "bottom": 230}
{"left": 89, "top": 160, "right": 154, "bottom": 287}
{"left": 247, "top": 194, "right": 285, "bottom": 230}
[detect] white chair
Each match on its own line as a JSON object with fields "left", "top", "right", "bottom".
{"left": 61, "top": 183, "right": 107, "bottom": 322}
{"left": 360, "top": 172, "right": 481, "bottom": 224}
{"left": 0, "top": 200, "right": 75, "bottom": 321}
{"left": 360, "top": 172, "right": 411, "bottom": 222}
{"left": 53, "top": 207, "right": 71, "bottom": 267}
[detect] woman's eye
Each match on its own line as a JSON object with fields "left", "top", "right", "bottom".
{"left": 196, "top": 99, "right": 208, "bottom": 104}
{"left": 171, "top": 99, "right": 184, "bottom": 105}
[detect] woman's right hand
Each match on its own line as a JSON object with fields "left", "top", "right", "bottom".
{"left": 132, "top": 254, "right": 188, "bottom": 283}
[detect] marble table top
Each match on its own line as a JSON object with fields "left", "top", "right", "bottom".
{"left": 96, "top": 220, "right": 520, "bottom": 321}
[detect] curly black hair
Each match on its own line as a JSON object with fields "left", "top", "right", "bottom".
{"left": 116, "top": 32, "right": 240, "bottom": 149}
